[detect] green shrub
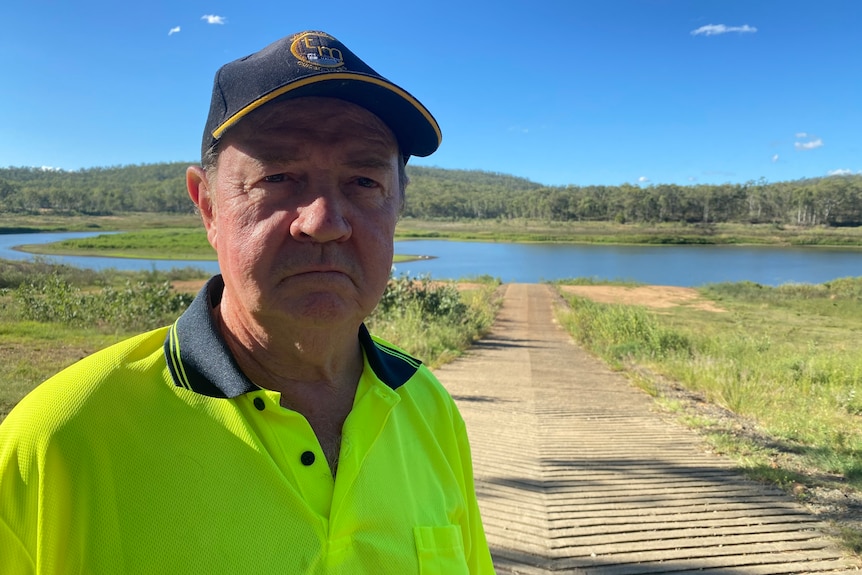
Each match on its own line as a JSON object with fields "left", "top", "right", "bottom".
{"left": 14, "top": 273, "right": 193, "bottom": 331}
{"left": 376, "top": 275, "right": 468, "bottom": 323}
{"left": 368, "top": 275, "right": 498, "bottom": 367}
{"left": 0, "top": 257, "right": 102, "bottom": 289}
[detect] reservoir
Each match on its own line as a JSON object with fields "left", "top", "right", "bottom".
{"left": 1, "top": 232, "right": 861, "bottom": 287}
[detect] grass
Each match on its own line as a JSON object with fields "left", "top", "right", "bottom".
{"left": 19, "top": 228, "right": 216, "bottom": 259}
{"left": 554, "top": 278, "right": 862, "bottom": 556}
{"left": 0, "top": 324, "right": 125, "bottom": 419}
{"left": 0, "top": 212, "right": 201, "bottom": 234}
{"left": 838, "top": 526, "right": 862, "bottom": 556}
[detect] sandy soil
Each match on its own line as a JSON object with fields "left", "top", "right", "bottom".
{"left": 171, "top": 279, "right": 208, "bottom": 294}
{"left": 560, "top": 285, "right": 726, "bottom": 313}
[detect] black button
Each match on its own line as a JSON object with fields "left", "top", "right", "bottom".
{"left": 300, "top": 451, "right": 316, "bottom": 466}
{"left": 253, "top": 397, "right": 265, "bottom": 411}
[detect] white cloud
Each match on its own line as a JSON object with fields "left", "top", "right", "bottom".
{"left": 168, "top": 26, "right": 181, "bottom": 36}
{"left": 795, "top": 132, "right": 808, "bottom": 139}
{"left": 827, "top": 169, "right": 857, "bottom": 176}
{"left": 638, "top": 176, "right": 650, "bottom": 183}
{"left": 691, "top": 24, "right": 757, "bottom": 36}
{"left": 201, "top": 14, "right": 226, "bottom": 25}
{"left": 794, "top": 138, "right": 823, "bottom": 151}
{"left": 771, "top": 154, "right": 779, "bottom": 163}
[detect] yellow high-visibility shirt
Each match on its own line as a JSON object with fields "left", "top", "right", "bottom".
{"left": 0, "top": 276, "right": 494, "bottom": 574}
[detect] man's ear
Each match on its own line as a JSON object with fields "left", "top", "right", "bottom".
{"left": 186, "top": 166, "right": 218, "bottom": 250}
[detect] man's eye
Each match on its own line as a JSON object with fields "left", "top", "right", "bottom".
{"left": 356, "top": 177, "right": 378, "bottom": 188}
{"left": 263, "top": 174, "right": 285, "bottom": 183}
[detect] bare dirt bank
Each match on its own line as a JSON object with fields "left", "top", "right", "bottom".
{"left": 560, "top": 284, "right": 726, "bottom": 313}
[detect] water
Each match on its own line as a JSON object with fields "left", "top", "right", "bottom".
{"left": 0, "top": 232, "right": 220, "bottom": 274}
{"left": 2, "top": 232, "right": 861, "bottom": 287}
{"left": 392, "top": 240, "right": 862, "bottom": 286}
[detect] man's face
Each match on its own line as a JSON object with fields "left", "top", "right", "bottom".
{"left": 197, "top": 97, "right": 402, "bottom": 336}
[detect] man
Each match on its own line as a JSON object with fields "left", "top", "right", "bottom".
{"left": 0, "top": 30, "right": 494, "bottom": 574}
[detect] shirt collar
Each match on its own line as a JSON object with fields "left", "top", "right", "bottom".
{"left": 163, "top": 275, "right": 421, "bottom": 398}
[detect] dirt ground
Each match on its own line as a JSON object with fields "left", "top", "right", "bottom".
{"left": 171, "top": 279, "right": 208, "bottom": 294}
{"left": 560, "top": 284, "right": 726, "bottom": 313}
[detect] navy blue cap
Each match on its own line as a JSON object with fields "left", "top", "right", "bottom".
{"left": 202, "top": 30, "right": 441, "bottom": 161}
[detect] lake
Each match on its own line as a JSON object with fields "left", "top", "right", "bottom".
{"left": 1, "top": 232, "right": 861, "bottom": 287}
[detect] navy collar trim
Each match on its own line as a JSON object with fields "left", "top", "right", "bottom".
{"left": 164, "top": 275, "right": 420, "bottom": 398}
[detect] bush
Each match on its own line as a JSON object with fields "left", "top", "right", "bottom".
{"left": 0, "top": 257, "right": 102, "bottom": 290}
{"left": 376, "top": 274, "right": 469, "bottom": 323}
{"left": 368, "top": 274, "right": 498, "bottom": 367}
{"left": 14, "top": 273, "right": 193, "bottom": 331}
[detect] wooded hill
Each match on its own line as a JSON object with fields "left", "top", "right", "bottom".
{"left": 2, "top": 163, "right": 861, "bottom": 227}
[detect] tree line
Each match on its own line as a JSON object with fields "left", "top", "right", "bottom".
{"left": 2, "top": 163, "right": 861, "bottom": 227}
{"left": 0, "top": 164, "right": 190, "bottom": 215}
{"left": 404, "top": 168, "right": 862, "bottom": 226}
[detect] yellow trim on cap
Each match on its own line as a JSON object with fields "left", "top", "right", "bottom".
{"left": 211, "top": 73, "right": 442, "bottom": 147}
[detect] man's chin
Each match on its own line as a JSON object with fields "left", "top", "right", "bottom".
{"left": 275, "top": 291, "right": 367, "bottom": 327}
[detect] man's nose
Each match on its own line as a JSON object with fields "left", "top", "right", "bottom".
{"left": 290, "top": 192, "right": 352, "bottom": 243}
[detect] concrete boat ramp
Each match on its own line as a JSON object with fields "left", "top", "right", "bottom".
{"left": 434, "top": 283, "right": 859, "bottom": 574}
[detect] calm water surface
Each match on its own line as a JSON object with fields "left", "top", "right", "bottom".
{"left": 0, "top": 232, "right": 219, "bottom": 274}
{"left": 2, "top": 232, "right": 861, "bottom": 287}
{"left": 392, "top": 240, "right": 862, "bottom": 286}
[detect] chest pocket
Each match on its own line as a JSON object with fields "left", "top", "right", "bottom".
{"left": 414, "top": 525, "right": 469, "bottom": 575}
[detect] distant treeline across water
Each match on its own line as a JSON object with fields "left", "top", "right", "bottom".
{"left": 2, "top": 164, "right": 862, "bottom": 227}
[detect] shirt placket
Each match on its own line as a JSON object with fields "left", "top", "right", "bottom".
{"left": 241, "top": 390, "right": 336, "bottom": 521}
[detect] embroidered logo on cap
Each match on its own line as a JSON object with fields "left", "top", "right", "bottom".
{"left": 290, "top": 31, "right": 345, "bottom": 69}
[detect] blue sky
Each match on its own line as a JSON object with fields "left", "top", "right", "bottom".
{"left": 1, "top": 0, "right": 859, "bottom": 187}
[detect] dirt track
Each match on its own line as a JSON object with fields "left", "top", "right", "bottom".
{"left": 433, "top": 283, "right": 859, "bottom": 574}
